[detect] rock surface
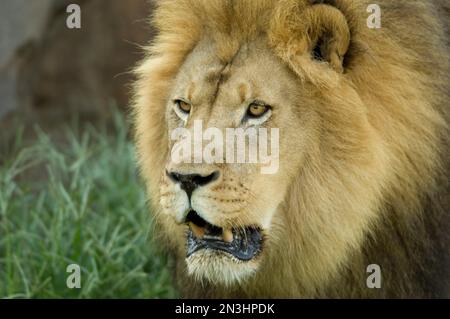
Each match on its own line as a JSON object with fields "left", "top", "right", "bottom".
{"left": 0, "top": 0, "right": 154, "bottom": 125}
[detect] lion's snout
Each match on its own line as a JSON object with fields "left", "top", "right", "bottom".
{"left": 166, "top": 169, "right": 220, "bottom": 201}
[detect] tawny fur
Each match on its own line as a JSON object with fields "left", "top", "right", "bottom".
{"left": 132, "top": 0, "right": 450, "bottom": 298}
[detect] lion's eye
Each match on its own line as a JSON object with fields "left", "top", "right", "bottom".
{"left": 175, "top": 99, "right": 191, "bottom": 114}
{"left": 243, "top": 101, "right": 272, "bottom": 126}
{"left": 247, "top": 102, "right": 270, "bottom": 118}
{"left": 173, "top": 99, "right": 192, "bottom": 122}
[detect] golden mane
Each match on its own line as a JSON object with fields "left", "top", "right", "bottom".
{"left": 132, "top": 0, "right": 450, "bottom": 297}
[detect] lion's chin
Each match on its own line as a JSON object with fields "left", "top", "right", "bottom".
{"left": 186, "top": 249, "right": 260, "bottom": 286}
{"left": 183, "top": 209, "right": 264, "bottom": 286}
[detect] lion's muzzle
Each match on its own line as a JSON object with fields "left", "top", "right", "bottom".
{"left": 185, "top": 210, "right": 263, "bottom": 261}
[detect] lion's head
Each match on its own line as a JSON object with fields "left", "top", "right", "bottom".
{"left": 133, "top": 0, "right": 448, "bottom": 296}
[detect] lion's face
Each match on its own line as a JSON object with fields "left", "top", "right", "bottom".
{"left": 135, "top": 0, "right": 386, "bottom": 291}
{"left": 134, "top": 0, "right": 449, "bottom": 297}
{"left": 159, "top": 39, "right": 321, "bottom": 284}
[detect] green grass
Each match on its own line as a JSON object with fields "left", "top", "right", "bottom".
{"left": 0, "top": 113, "right": 177, "bottom": 298}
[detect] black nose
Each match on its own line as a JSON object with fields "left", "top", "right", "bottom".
{"left": 166, "top": 171, "right": 220, "bottom": 198}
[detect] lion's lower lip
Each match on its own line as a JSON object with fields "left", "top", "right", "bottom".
{"left": 185, "top": 210, "right": 263, "bottom": 261}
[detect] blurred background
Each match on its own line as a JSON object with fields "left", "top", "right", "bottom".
{"left": 0, "top": 0, "right": 177, "bottom": 298}
{"left": 1, "top": 0, "right": 154, "bottom": 130}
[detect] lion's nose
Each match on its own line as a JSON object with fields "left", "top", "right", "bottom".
{"left": 166, "top": 170, "right": 220, "bottom": 198}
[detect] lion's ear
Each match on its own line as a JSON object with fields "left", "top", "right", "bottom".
{"left": 306, "top": 4, "right": 350, "bottom": 73}
{"left": 270, "top": 2, "right": 350, "bottom": 75}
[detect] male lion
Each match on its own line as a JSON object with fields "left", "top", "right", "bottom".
{"left": 132, "top": 0, "right": 450, "bottom": 298}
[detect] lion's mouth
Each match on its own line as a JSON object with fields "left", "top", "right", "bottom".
{"left": 185, "top": 210, "right": 263, "bottom": 261}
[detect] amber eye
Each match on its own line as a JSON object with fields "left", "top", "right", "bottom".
{"left": 175, "top": 99, "right": 191, "bottom": 114}
{"left": 247, "top": 102, "right": 270, "bottom": 118}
